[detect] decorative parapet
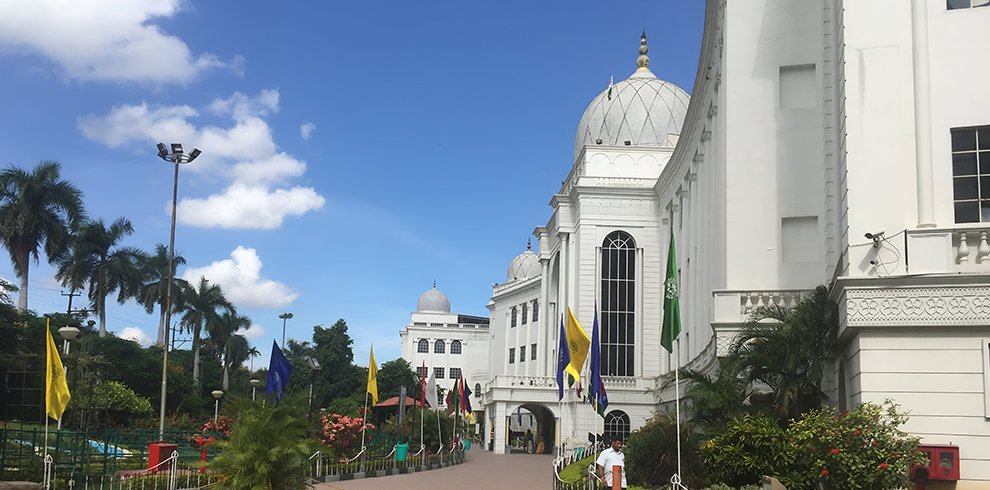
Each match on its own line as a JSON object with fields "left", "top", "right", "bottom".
{"left": 841, "top": 286, "right": 990, "bottom": 328}
{"left": 905, "top": 227, "right": 990, "bottom": 275}
{"left": 712, "top": 289, "right": 812, "bottom": 323}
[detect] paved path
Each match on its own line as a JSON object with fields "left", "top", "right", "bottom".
{"left": 313, "top": 451, "right": 556, "bottom": 490}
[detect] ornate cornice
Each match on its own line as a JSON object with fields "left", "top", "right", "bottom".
{"left": 843, "top": 286, "right": 990, "bottom": 327}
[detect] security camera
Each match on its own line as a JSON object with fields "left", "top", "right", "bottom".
{"left": 864, "top": 229, "right": 885, "bottom": 240}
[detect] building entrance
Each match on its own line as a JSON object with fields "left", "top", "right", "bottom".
{"left": 507, "top": 403, "right": 555, "bottom": 455}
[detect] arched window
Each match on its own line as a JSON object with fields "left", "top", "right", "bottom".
{"left": 511, "top": 307, "right": 518, "bottom": 328}
{"left": 474, "top": 383, "right": 481, "bottom": 397}
{"left": 451, "top": 340, "right": 462, "bottom": 354}
{"left": 521, "top": 303, "right": 528, "bottom": 325}
{"left": 434, "top": 339, "right": 446, "bottom": 353}
{"left": 417, "top": 339, "right": 429, "bottom": 353}
{"left": 601, "top": 231, "right": 636, "bottom": 376}
{"left": 604, "top": 410, "right": 631, "bottom": 441}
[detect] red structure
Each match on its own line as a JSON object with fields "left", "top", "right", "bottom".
{"left": 193, "top": 435, "right": 216, "bottom": 473}
{"left": 911, "top": 444, "right": 960, "bottom": 489}
{"left": 147, "top": 442, "right": 178, "bottom": 473}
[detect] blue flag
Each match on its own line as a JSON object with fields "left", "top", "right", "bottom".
{"left": 266, "top": 340, "right": 293, "bottom": 400}
{"left": 556, "top": 315, "right": 570, "bottom": 401}
{"left": 589, "top": 303, "right": 608, "bottom": 417}
{"left": 462, "top": 375, "right": 472, "bottom": 413}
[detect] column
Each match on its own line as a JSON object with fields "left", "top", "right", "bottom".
{"left": 911, "top": 0, "right": 935, "bottom": 228}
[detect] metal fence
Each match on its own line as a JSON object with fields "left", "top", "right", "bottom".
{"left": 553, "top": 443, "right": 601, "bottom": 490}
{"left": 306, "top": 447, "right": 465, "bottom": 481}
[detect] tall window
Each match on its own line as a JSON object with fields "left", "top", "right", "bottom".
{"left": 449, "top": 367, "right": 461, "bottom": 380}
{"left": 509, "top": 348, "right": 515, "bottom": 364}
{"left": 531, "top": 343, "right": 537, "bottom": 360}
{"left": 475, "top": 383, "right": 481, "bottom": 397}
{"left": 451, "top": 340, "right": 462, "bottom": 354}
{"left": 601, "top": 231, "right": 636, "bottom": 376}
{"left": 511, "top": 307, "right": 518, "bottom": 328}
{"left": 604, "top": 410, "right": 631, "bottom": 440}
{"left": 417, "top": 366, "right": 428, "bottom": 379}
{"left": 434, "top": 339, "right": 446, "bottom": 354}
{"left": 434, "top": 367, "right": 445, "bottom": 379}
{"left": 532, "top": 300, "right": 539, "bottom": 322}
{"left": 417, "top": 339, "right": 429, "bottom": 353}
{"left": 521, "top": 303, "right": 528, "bottom": 325}
{"left": 952, "top": 126, "right": 990, "bottom": 223}
{"left": 519, "top": 345, "right": 526, "bottom": 362}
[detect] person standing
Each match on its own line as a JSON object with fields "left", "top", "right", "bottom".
{"left": 595, "top": 435, "right": 626, "bottom": 489}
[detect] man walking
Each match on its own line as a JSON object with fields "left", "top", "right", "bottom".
{"left": 595, "top": 434, "right": 626, "bottom": 489}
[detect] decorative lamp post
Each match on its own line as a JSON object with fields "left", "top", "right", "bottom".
{"left": 279, "top": 312, "right": 293, "bottom": 347}
{"left": 307, "top": 357, "right": 321, "bottom": 412}
{"left": 249, "top": 379, "right": 261, "bottom": 401}
{"left": 155, "top": 142, "right": 201, "bottom": 442}
{"left": 212, "top": 390, "right": 224, "bottom": 423}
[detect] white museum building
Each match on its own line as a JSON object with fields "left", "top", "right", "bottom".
{"left": 402, "top": 0, "right": 990, "bottom": 485}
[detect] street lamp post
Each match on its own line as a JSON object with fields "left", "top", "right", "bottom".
{"left": 279, "top": 312, "right": 293, "bottom": 347}
{"left": 57, "top": 326, "right": 80, "bottom": 431}
{"left": 156, "top": 142, "right": 201, "bottom": 441}
{"left": 307, "top": 357, "right": 321, "bottom": 412}
{"left": 212, "top": 390, "right": 224, "bottom": 423}
{"left": 249, "top": 379, "right": 261, "bottom": 401}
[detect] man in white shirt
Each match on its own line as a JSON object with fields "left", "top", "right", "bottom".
{"left": 595, "top": 435, "right": 626, "bottom": 489}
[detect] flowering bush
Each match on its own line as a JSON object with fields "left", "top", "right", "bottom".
{"left": 201, "top": 415, "right": 233, "bottom": 438}
{"left": 321, "top": 413, "right": 374, "bottom": 456}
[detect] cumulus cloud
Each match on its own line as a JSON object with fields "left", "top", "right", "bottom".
{"left": 236, "top": 324, "right": 266, "bottom": 340}
{"left": 79, "top": 90, "right": 324, "bottom": 229}
{"left": 0, "top": 0, "right": 237, "bottom": 83}
{"left": 182, "top": 246, "right": 299, "bottom": 308}
{"left": 119, "top": 327, "right": 152, "bottom": 346}
{"left": 300, "top": 122, "right": 316, "bottom": 141}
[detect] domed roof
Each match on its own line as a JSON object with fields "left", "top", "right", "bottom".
{"left": 416, "top": 282, "right": 451, "bottom": 313}
{"left": 507, "top": 240, "right": 541, "bottom": 282}
{"left": 574, "top": 33, "right": 690, "bottom": 160}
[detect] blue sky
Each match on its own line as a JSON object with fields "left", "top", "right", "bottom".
{"left": 0, "top": 1, "right": 704, "bottom": 367}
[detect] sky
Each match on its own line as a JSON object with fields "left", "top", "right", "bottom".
{"left": 0, "top": 1, "right": 704, "bottom": 369}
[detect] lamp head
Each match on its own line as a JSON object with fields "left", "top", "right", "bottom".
{"left": 249, "top": 379, "right": 262, "bottom": 388}
{"left": 170, "top": 143, "right": 184, "bottom": 155}
{"left": 211, "top": 389, "right": 224, "bottom": 400}
{"left": 188, "top": 148, "right": 202, "bottom": 161}
{"left": 156, "top": 143, "right": 168, "bottom": 158}
{"left": 58, "top": 326, "right": 81, "bottom": 341}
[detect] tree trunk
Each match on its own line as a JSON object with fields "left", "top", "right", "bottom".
{"left": 222, "top": 342, "right": 230, "bottom": 391}
{"left": 156, "top": 302, "right": 166, "bottom": 346}
{"left": 16, "top": 251, "right": 28, "bottom": 311}
{"left": 192, "top": 321, "right": 202, "bottom": 385}
{"left": 98, "top": 291, "right": 107, "bottom": 337}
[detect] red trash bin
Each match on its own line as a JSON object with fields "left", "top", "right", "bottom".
{"left": 148, "top": 442, "right": 178, "bottom": 473}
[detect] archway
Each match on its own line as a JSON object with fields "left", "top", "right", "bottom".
{"left": 507, "top": 403, "right": 556, "bottom": 454}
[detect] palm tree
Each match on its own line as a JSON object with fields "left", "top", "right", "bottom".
{"left": 246, "top": 346, "right": 261, "bottom": 373}
{"left": 56, "top": 218, "right": 146, "bottom": 336}
{"left": 0, "top": 161, "right": 85, "bottom": 311}
{"left": 730, "top": 285, "right": 836, "bottom": 419}
{"left": 179, "top": 277, "right": 233, "bottom": 385}
{"left": 208, "top": 310, "right": 251, "bottom": 390}
{"left": 138, "top": 243, "right": 189, "bottom": 345}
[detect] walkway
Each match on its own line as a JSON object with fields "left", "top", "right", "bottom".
{"left": 313, "top": 450, "right": 556, "bottom": 490}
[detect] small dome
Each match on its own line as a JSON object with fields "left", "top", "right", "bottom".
{"left": 507, "top": 240, "right": 541, "bottom": 281}
{"left": 574, "top": 33, "right": 690, "bottom": 160}
{"left": 417, "top": 283, "right": 451, "bottom": 313}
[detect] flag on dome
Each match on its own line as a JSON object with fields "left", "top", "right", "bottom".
{"left": 661, "top": 230, "right": 681, "bottom": 353}
{"left": 607, "top": 75, "right": 614, "bottom": 100}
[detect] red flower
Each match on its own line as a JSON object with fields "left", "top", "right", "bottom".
{"left": 871, "top": 441, "right": 878, "bottom": 446}
{"left": 829, "top": 448, "right": 841, "bottom": 455}
{"left": 878, "top": 463, "right": 889, "bottom": 470}
{"left": 820, "top": 469, "right": 829, "bottom": 476}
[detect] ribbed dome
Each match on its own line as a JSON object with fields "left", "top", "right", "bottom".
{"left": 507, "top": 241, "right": 541, "bottom": 281}
{"left": 417, "top": 284, "right": 451, "bottom": 313}
{"left": 574, "top": 33, "right": 690, "bottom": 160}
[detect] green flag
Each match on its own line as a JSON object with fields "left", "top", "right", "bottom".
{"left": 660, "top": 230, "right": 681, "bottom": 353}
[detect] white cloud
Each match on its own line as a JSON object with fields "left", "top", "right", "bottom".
{"left": 119, "top": 327, "right": 152, "bottom": 346}
{"left": 300, "top": 122, "right": 316, "bottom": 141}
{"left": 236, "top": 324, "right": 266, "bottom": 340}
{"left": 182, "top": 246, "right": 299, "bottom": 308}
{"left": 0, "top": 0, "right": 236, "bottom": 84}
{"left": 79, "top": 90, "right": 325, "bottom": 229}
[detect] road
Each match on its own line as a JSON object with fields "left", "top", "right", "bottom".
{"left": 313, "top": 450, "right": 556, "bottom": 490}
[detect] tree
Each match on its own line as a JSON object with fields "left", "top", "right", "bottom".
{"left": 670, "top": 356, "right": 754, "bottom": 433}
{"left": 246, "top": 346, "right": 260, "bottom": 373}
{"left": 138, "top": 243, "right": 189, "bottom": 346}
{"left": 179, "top": 277, "right": 233, "bottom": 385}
{"left": 0, "top": 161, "right": 85, "bottom": 311}
{"left": 376, "top": 358, "right": 417, "bottom": 400}
{"left": 56, "top": 217, "right": 146, "bottom": 336}
{"left": 731, "top": 286, "right": 837, "bottom": 419}
{"left": 310, "top": 319, "right": 362, "bottom": 407}
{"left": 207, "top": 310, "right": 251, "bottom": 390}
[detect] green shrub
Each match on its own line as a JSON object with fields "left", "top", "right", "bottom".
{"left": 208, "top": 395, "right": 317, "bottom": 489}
{"left": 624, "top": 413, "right": 707, "bottom": 488}
{"left": 700, "top": 413, "right": 788, "bottom": 487}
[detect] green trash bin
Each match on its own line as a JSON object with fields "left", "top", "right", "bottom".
{"left": 396, "top": 443, "right": 409, "bottom": 461}
{"left": 464, "top": 439, "right": 471, "bottom": 451}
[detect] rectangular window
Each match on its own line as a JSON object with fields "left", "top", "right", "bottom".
{"left": 417, "top": 366, "right": 428, "bottom": 379}
{"left": 449, "top": 367, "right": 461, "bottom": 380}
{"left": 948, "top": 0, "right": 990, "bottom": 9}
{"left": 511, "top": 307, "right": 518, "bottom": 328}
{"left": 531, "top": 343, "right": 537, "bottom": 360}
{"left": 779, "top": 64, "right": 817, "bottom": 110}
{"left": 532, "top": 300, "right": 539, "bottom": 322}
{"left": 434, "top": 367, "right": 444, "bottom": 379}
{"left": 522, "top": 304, "right": 528, "bottom": 325}
{"left": 952, "top": 126, "right": 990, "bottom": 223}
{"left": 519, "top": 345, "right": 526, "bottom": 362}
{"left": 509, "top": 348, "right": 515, "bottom": 364}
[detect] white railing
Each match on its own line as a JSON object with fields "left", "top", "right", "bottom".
{"left": 713, "top": 289, "right": 812, "bottom": 323}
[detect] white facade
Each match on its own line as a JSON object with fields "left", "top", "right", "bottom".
{"left": 477, "top": 0, "right": 990, "bottom": 485}
{"left": 399, "top": 284, "right": 490, "bottom": 410}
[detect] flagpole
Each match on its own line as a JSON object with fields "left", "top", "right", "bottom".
{"left": 674, "top": 340, "right": 682, "bottom": 485}
{"left": 436, "top": 408, "right": 444, "bottom": 465}
{"left": 359, "top": 390, "right": 369, "bottom": 468}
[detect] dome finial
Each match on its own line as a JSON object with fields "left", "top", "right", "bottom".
{"left": 527, "top": 238, "right": 532, "bottom": 251}
{"left": 636, "top": 31, "right": 650, "bottom": 70}
{"left": 433, "top": 279, "right": 436, "bottom": 288}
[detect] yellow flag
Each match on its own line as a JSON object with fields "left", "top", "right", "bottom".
{"left": 564, "top": 307, "right": 590, "bottom": 383}
{"left": 45, "top": 319, "right": 71, "bottom": 421}
{"left": 367, "top": 346, "right": 379, "bottom": 406}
